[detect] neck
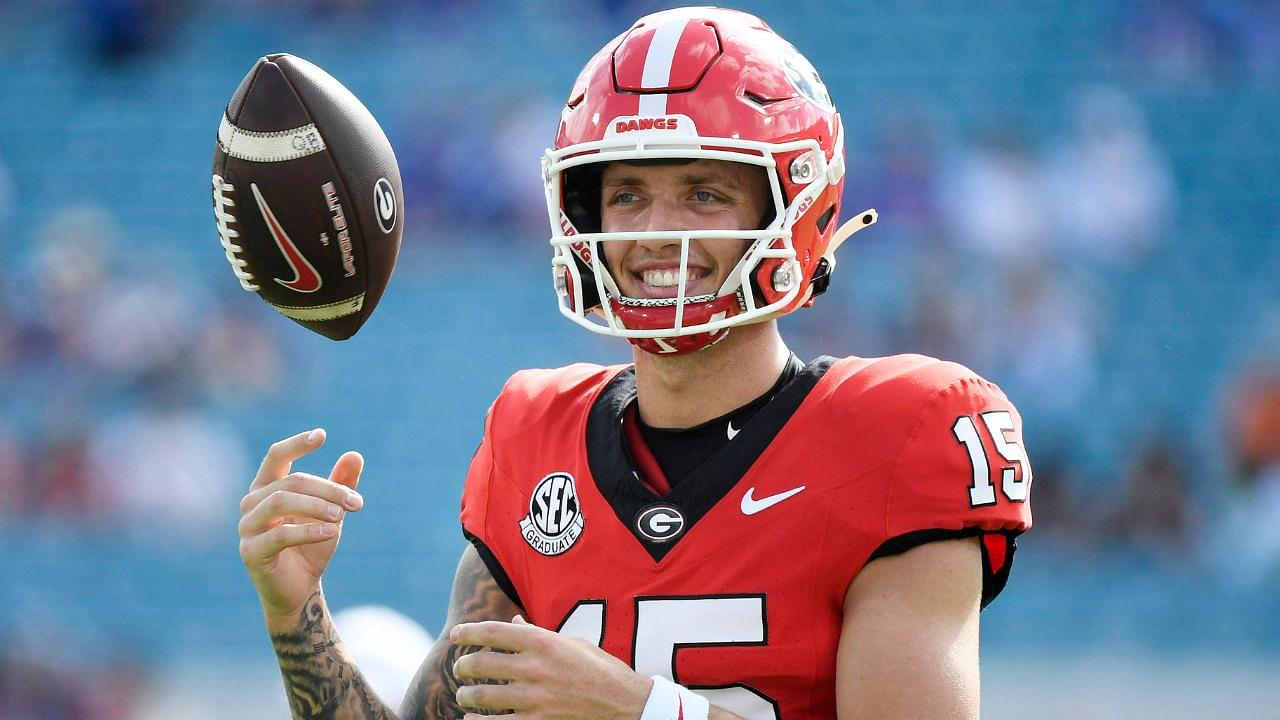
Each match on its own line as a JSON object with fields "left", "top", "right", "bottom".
{"left": 632, "top": 322, "right": 792, "bottom": 429}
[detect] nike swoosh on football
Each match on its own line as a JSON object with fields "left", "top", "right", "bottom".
{"left": 740, "top": 485, "right": 806, "bottom": 515}
{"left": 726, "top": 421, "right": 740, "bottom": 440}
{"left": 251, "top": 182, "right": 323, "bottom": 293}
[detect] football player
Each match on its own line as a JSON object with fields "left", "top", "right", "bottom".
{"left": 238, "top": 8, "right": 1032, "bottom": 720}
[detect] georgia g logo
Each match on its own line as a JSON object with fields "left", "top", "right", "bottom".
{"left": 373, "top": 177, "right": 396, "bottom": 234}
{"left": 519, "top": 472, "right": 585, "bottom": 556}
{"left": 635, "top": 503, "right": 685, "bottom": 542}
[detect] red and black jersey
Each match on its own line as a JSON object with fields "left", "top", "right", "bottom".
{"left": 460, "top": 355, "right": 1032, "bottom": 720}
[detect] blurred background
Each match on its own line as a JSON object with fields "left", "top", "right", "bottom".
{"left": 0, "top": 0, "right": 1277, "bottom": 717}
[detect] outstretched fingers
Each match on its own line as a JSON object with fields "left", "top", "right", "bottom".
{"left": 239, "top": 488, "right": 345, "bottom": 537}
{"left": 328, "top": 450, "right": 364, "bottom": 492}
{"left": 252, "top": 428, "right": 326, "bottom": 490}
{"left": 239, "top": 520, "right": 339, "bottom": 563}
{"left": 240, "top": 472, "right": 363, "bottom": 518}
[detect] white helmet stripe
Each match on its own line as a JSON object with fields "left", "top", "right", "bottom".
{"left": 637, "top": 14, "right": 693, "bottom": 116}
{"left": 637, "top": 90, "right": 667, "bottom": 118}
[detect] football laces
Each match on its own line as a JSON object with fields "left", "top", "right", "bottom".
{"left": 212, "top": 174, "right": 260, "bottom": 291}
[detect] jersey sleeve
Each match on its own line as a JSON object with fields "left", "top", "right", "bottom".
{"left": 877, "top": 371, "right": 1033, "bottom": 607}
{"left": 458, "top": 406, "right": 526, "bottom": 609}
{"left": 459, "top": 407, "right": 494, "bottom": 543}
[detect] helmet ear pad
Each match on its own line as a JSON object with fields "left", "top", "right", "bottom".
{"left": 563, "top": 163, "right": 604, "bottom": 235}
{"left": 561, "top": 163, "right": 604, "bottom": 309}
{"left": 750, "top": 180, "right": 842, "bottom": 313}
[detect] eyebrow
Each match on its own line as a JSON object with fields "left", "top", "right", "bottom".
{"left": 602, "top": 172, "right": 745, "bottom": 191}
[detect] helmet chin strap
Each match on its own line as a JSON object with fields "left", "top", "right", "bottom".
{"left": 821, "top": 208, "right": 878, "bottom": 275}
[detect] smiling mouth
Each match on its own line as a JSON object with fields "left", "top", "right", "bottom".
{"left": 632, "top": 267, "right": 711, "bottom": 298}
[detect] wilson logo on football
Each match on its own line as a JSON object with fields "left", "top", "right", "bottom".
{"left": 635, "top": 504, "right": 685, "bottom": 543}
{"left": 519, "top": 472, "right": 585, "bottom": 556}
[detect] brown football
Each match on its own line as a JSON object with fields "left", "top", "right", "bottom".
{"left": 211, "top": 53, "right": 402, "bottom": 340}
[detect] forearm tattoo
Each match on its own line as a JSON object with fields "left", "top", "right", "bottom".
{"left": 400, "top": 546, "right": 523, "bottom": 720}
{"left": 270, "top": 590, "right": 396, "bottom": 720}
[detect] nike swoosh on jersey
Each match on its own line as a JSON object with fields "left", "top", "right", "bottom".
{"left": 740, "top": 485, "right": 806, "bottom": 515}
{"left": 726, "top": 421, "right": 741, "bottom": 440}
{"left": 251, "top": 182, "right": 323, "bottom": 293}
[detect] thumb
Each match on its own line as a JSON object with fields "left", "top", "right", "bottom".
{"left": 512, "top": 614, "right": 529, "bottom": 625}
{"left": 329, "top": 450, "right": 365, "bottom": 492}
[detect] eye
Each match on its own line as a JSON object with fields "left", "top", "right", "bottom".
{"left": 610, "top": 191, "right": 639, "bottom": 205}
{"left": 692, "top": 190, "right": 717, "bottom": 202}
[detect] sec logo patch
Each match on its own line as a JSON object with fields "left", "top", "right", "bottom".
{"left": 519, "top": 472, "right": 585, "bottom": 556}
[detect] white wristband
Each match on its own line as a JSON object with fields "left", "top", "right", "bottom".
{"left": 641, "top": 675, "right": 710, "bottom": 720}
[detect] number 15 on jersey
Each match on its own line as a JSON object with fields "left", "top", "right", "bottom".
{"left": 953, "top": 411, "right": 1031, "bottom": 507}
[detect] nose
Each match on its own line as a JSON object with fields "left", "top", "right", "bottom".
{"left": 636, "top": 197, "right": 684, "bottom": 253}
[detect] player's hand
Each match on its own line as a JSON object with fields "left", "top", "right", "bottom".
{"left": 451, "top": 615, "right": 650, "bottom": 720}
{"left": 238, "top": 428, "right": 365, "bottom": 622}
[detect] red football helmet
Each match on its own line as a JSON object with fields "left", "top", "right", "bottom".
{"left": 544, "top": 7, "right": 876, "bottom": 354}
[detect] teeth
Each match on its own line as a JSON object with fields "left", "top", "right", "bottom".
{"left": 642, "top": 268, "right": 701, "bottom": 288}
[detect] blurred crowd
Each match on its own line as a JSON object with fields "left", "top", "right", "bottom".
{"left": 0, "top": 198, "right": 284, "bottom": 719}
{"left": 1, "top": 0, "right": 1279, "bottom": 716}
{"left": 0, "top": 638, "right": 141, "bottom": 720}
{"left": 0, "top": 201, "right": 276, "bottom": 536}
